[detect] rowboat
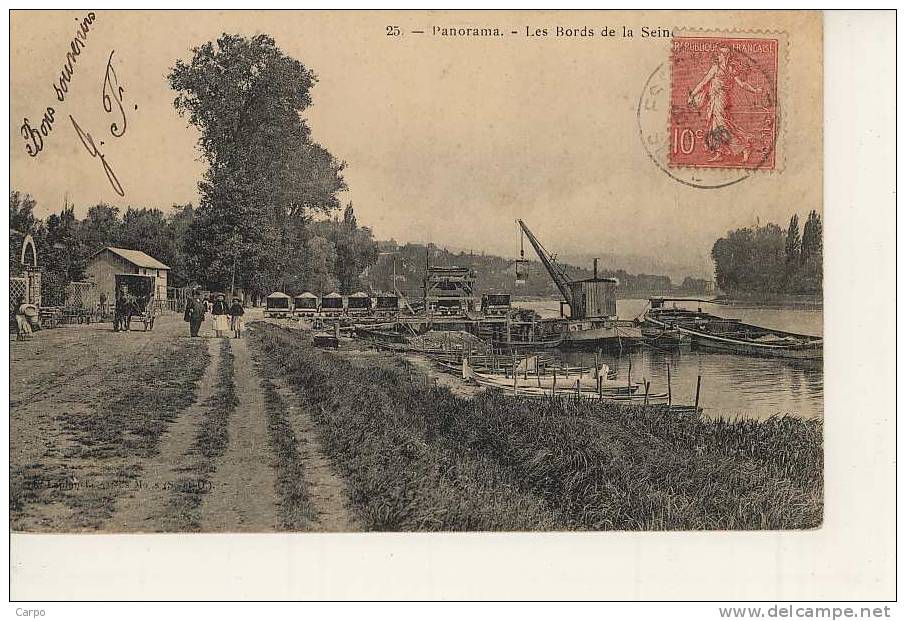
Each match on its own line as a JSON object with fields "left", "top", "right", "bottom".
{"left": 644, "top": 304, "right": 822, "bottom": 360}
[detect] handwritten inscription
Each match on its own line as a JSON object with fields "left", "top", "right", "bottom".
{"left": 102, "top": 50, "right": 126, "bottom": 137}
{"left": 19, "top": 11, "right": 96, "bottom": 158}
{"left": 55, "top": 12, "right": 97, "bottom": 102}
{"left": 69, "top": 115, "right": 124, "bottom": 197}
{"left": 69, "top": 50, "right": 130, "bottom": 197}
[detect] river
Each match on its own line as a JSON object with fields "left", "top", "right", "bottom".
{"left": 515, "top": 298, "right": 823, "bottom": 421}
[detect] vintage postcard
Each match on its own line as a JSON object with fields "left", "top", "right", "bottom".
{"left": 9, "top": 9, "right": 824, "bottom": 538}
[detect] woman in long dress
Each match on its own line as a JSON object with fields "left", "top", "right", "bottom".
{"left": 211, "top": 293, "right": 230, "bottom": 338}
{"left": 14, "top": 295, "right": 32, "bottom": 340}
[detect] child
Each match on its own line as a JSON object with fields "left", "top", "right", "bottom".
{"left": 229, "top": 297, "right": 245, "bottom": 339}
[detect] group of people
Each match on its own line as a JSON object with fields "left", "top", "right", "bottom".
{"left": 184, "top": 289, "right": 245, "bottom": 338}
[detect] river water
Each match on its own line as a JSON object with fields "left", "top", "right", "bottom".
{"left": 516, "top": 298, "right": 823, "bottom": 421}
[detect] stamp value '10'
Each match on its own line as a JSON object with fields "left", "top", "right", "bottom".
{"left": 669, "top": 36, "right": 779, "bottom": 170}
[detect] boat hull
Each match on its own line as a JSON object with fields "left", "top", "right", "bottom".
{"left": 645, "top": 315, "right": 823, "bottom": 360}
{"left": 559, "top": 321, "right": 643, "bottom": 349}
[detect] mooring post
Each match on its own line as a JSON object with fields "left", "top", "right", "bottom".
{"left": 627, "top": 357, "right": 632, "bottom": 394}
{"left": 694, "top": 375, "right": 702, "bottom": 410}
{"left": 666, "top": 363, "right": 672, "bottom": 406}
{"left": 513, "top": 358, "right": 517, "bottom": 396}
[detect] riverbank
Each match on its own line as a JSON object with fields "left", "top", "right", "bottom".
{"left": 713, "top": 293, "right": 823, "bottom": 309}
{"left": 253, "top": 323, "right": 823, "bottom": 530}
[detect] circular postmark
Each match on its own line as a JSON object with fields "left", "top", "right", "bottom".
{"left": 637, "top": 40, "right": 780, "bottom": 190}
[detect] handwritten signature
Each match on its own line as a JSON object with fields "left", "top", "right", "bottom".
{"left": 70, "top": 49, "right": 129, "bottom": 197}
{"left": 102, "top": 50, "right": 126, "bottom": 137}
{"left": 69, "top": 115, "right": 124, "bottom": 197}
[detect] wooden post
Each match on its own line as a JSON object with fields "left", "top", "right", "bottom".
{"left": 594, "top": 351, "right": 599, "bottom": 380}
{"left": 644, "top": 379, "right": 650, "bottom": 405}
{"left": 597, "top": 375, "right": 602, "bottom": 400}
{"left": 694, "top": 375, "right": 702, "bottom": 410}
{"left": 666, "top": 363, "right": 672, "bottom": 406}
{"left": 627, "top": 357, "right": 632, "bottom": 394}
{"left": 575, "top": 378, "right": 580, "bottom": 400}
{"left": 513, "top": 361, "right": 518, "bottom": 396}
{"left": 552, "top": 369, "right": 557, "bottom": 397}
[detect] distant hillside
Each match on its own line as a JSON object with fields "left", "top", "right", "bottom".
{"left": 361, "top": 241, "right": 713, "bottom": 299}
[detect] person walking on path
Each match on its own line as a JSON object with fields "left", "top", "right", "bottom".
{"left": 211, "top": 293, "right": 229, "bottom": 338}
{"left": 229, "top": 297, "right": 245, "bottom": 339}
{"left": 184, "top": 289, "right": 207, "bottom": 337}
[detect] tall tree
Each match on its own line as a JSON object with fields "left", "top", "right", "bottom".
{"left": 79, "top": 203, "right": 121, "bottom": 254}
{"left": 784, "top": 214, "right": 801, "bottom": 265}
{"left": 168, "top": 34, "right": 346, "bottom": 296}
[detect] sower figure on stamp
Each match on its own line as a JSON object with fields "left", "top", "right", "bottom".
{"left": 184, "top": 289, "right": 206, "bottom": 337}
{"left": 687, "top": 45, "right": 763, "bottom": 163}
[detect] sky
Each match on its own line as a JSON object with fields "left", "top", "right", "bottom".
{"left": 10, "top": 10, "right": 822, "bottom": 279}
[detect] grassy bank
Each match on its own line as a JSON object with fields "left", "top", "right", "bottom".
{"left": 251, "top": 324, "right": 822, "bottom": 531}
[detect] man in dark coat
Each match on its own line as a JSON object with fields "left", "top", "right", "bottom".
{"left": 184, "top": 289, "right": 207, "bottom": 337}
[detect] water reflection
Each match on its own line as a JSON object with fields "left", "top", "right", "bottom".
{"left": 518, "top": 298, "right": 824, "bottom": 421}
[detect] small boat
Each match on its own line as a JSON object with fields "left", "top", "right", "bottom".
{"left": 644, "top": 301, "right": 822, "bottom": 360}
{"left": 461, "top": 358, "right": 637, "bottom": 394}
{"left": 312, "top": 332, "right": 339, "bottom": 348}
{"left": 640, "top": 325, "right": 692, "bottom": 347}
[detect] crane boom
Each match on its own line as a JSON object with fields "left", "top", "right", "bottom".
{"left": 517, "top": 219, "right": 574, "bottom": 306}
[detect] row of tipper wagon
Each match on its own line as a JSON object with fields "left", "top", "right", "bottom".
{"left": 264, "top": 291, "right": 402, "bottom": 318}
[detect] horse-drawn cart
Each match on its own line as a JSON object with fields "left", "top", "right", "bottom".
{"left": 114, "top": 274, "right": 160, "bottom": 331}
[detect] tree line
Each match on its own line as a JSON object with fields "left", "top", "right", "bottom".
{"left": 9, "top": 191, "right": 377, "bottom": 302}
{"left": 11, "top": 33, "right": 379, "bottom": 303}
{"left": 363, "top": 241, "right": 711, "bottom": 298}
{"left": 711, "top": 211, "right": 823, "bottom": 297}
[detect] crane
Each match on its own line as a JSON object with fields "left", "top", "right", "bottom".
{"left": 516, "top": 219, "right": 574, "bottom": 308}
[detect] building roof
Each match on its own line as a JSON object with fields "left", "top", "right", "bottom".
{"left": 267, "top": 291, "right": 291, "bottom": 299}
{"left": 348, "top": 292, "right": 370, "bottom": 298}
{"left": 96, "top": 247, "right": 170, "bottom": 270}
{"left": 323, "top": 292, "right": 342, "bottom": 298}
{"left": 294, "top": 292, "right": 317, "bottom": 298}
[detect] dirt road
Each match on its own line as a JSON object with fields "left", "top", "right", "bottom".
{"left": 10, "top": 312, "right": 361, "bottom": 532}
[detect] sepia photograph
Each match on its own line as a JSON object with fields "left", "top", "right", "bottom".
{"left": 6, "top": 7, "right": 895, "bottom": 606}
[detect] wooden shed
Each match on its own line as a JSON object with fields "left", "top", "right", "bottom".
{"left": 346, "top": 291, "right": 372, "bottom": 315}
{"left": 265, "top": 291, "right": 292, "bottom": 317}
{"left": 293, "top": 292, "right": 318, "bottom": 316}
{"left": 85, "top": 247, "right": 170, "bottom": 306}
{"left": 320, "top": 292, "right": 344, "bottom": 315}
{"left": 568, "top": 277, "right": 618, "bottom": 319}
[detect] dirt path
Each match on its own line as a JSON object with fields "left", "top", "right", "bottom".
{"left": 269, "top": 375, "right": 361, "bottom": 532}
{"left": 10, "top": 317, "right": 207, "bottom": 531}
{"left": 199, "top": 337, "right": 280, "bottom": 532}
{"left": 110, "top": 338, "right": 222, "bottom": 532}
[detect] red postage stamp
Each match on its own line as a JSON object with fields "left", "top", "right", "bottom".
{"left": 669, "top": 36, "right": 779, "bottom": 170}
